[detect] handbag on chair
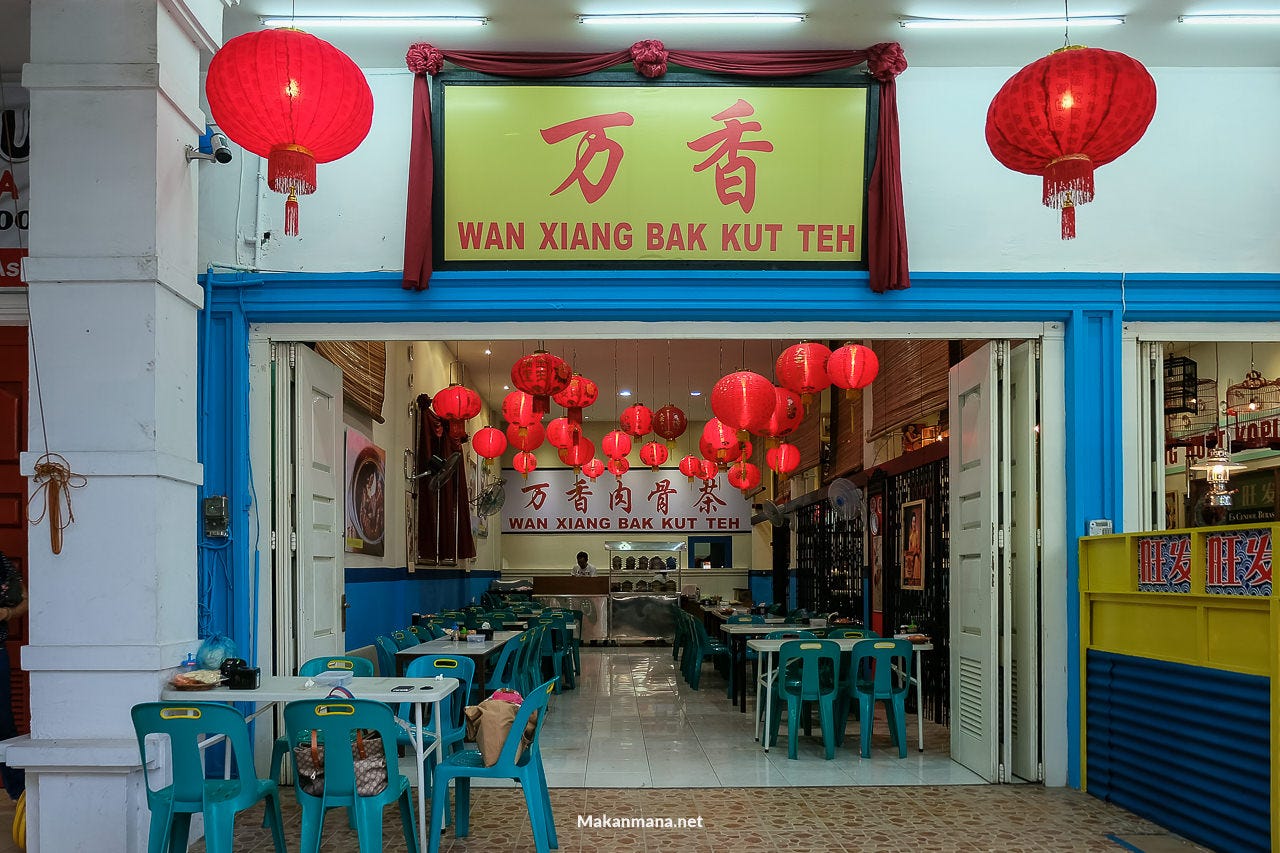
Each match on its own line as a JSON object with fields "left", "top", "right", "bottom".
{"left": 292, "top": 728, "right": 388, "bottom": 796}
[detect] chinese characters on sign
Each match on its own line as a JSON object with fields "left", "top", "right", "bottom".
{"left": 1205, "top": 528, "right": 1272, "bottom": 596}
{"left": 1136, "top": 534, "right": 1192, "bottom": 593}
{"left": 502, "top": 467, "right": 752, "bottom": 534}
{"left": 441, "top": 85, "right": 868, "bottom": 263}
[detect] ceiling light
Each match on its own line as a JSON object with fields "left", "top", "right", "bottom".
{"left": 261, "top": 15, "right": 489, "bottom": 29}
{"left": 1178, "top": 13, "right": 1280, "bottom": 24}
{"left": 618, "top": 389, "right": 633, "bottom": 397}
{"left": 689, "top": 390, "right": 703, "bottom": 397}
{"left": 898, "top": 15, "right": 1124, "bottom": 29}
{"left": 578, "top": 13, "right": 806, "bottom": 26}
{"left": 483, "top": 348, "right": 492, "bottom": 356}
{"left": 502, "top": 384, "right": 510, "bottom": 391}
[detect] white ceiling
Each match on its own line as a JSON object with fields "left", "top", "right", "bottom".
{"left": 223, "top": 1, "right": 1280, "bottom": 68}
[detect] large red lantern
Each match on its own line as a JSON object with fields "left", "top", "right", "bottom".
{"left": 679, "top": 454, "right": 702, "bottom": 484}
{"left": 558, "top": 435, "right": 595, "bottom": 473}
{"left": 582, "top": 457, "right": 606, "bottom": 481}
{"left": 620, "top": 403, "right": 653, "bottom": 439}
{"left": 652, "top": 404, "right": 688, "bottom": 450}
{"left": 766, "top": 443, "right": 801, "bottom": 477}
{"left": 699, "top": 458, "right": 719, "bottom": 481}
{"left": 511, "top": 350, "right": 571, "bottom": 416}
{"left": 712, "top": 370, "right": 776, "bottom": 439}
{"left": 552, "top": 374, "right": 598, "bottom": 429}
{"left": 472, "top": 426, "right": 507, "bottom": 462}
{"left": 639, "top": 441, "right": 669, "bottom": 472}
{"left": 546, "top": 417, "right": 577, "bottom": 450}
{"left": 506, "top": 421, "right": 545, "bottom": 453}
{"left": 701, "top": 419, "right": 737, "bottom": 454}
{"left": 986, "top": 46, "right": 1156, "bottom": 239}
{"left": 205, "top": 28, "right": 373, "bottom": 235}
{"left": 601, "top": 430, "right": 632, "bottom": 461}
{"left": 828, "top": 344, "right": 879, "bottom": 393}
{"left": 765, "top": 386, "right": 803, "bottom": 446}
{"left": 513, "top": 451, "right": 538, "bottom": 480}
{"left": 700, "top": 434, "right": 741, "bottom": 468}
{"left": 502, "top": 390, "right": 542, "bottom": 438}
{"left": 431, "top": 384, "right": 482, "bottom": 440}
{"left": 607, "top": 457, "right": 630, "bottom": 479}
{"left": 776, "top": 342, "right": 832, "bottom": 408}
{"left": 728, "top": 461, "right": 762, "bottom": 495}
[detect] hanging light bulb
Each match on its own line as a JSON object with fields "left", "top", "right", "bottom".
{"left": 1189, "top": 447, "right": 1246, "bottom": 507}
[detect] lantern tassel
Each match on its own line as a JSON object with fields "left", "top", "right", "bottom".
{"left": 1061, "top": 195, "right": 1076, "bottom": 241}
{"left": 284, "top": 189, "right": 300, "bottom": 236}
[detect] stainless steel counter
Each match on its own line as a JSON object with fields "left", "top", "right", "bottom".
{"left": 608, "top": 592, "right": 678, "bottom": 641}
{"left": 534, "top": 594, "right": 608, "bottom": 642}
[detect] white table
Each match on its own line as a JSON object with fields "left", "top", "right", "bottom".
{"left": 746, "top": 638, "right": 933, "bottom": 754}
{"left": 718, "top": 623, "right": 813, "bottom": 712}
{"left": 161, "top": 674, "right": 459, "bottom": 853}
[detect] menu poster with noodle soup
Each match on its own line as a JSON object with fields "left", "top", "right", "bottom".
{"left": 345, "top": 430, "right": 386, "bottom": 557}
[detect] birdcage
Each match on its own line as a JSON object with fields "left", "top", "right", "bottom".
{"left": 1226, "top": 369, "right": 1280, "bottom": 417}
{"left": 1163, "top": 356, "right": 1198, "bottom": 415}
{"left": 1164, "top": 379, "right": 1218, "bottom": 449}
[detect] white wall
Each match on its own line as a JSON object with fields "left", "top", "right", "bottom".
{"left": 200, "top": 66, "right": 1280, "bottom": 274}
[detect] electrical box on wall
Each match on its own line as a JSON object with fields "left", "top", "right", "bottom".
{"left": 1087, "top": 519, "right": 1113, "bottom": 536}
{"left": 203, "top": 495, "right": 230, "bottom": 538}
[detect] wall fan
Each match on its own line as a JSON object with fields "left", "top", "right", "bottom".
{"left": 412, "top": 451, "right": 461, "bottom": 491}
{"left": 827, "top": 477, "right": 862, "bottom": 521}
{"left": 758, "top": 500, "right": 789, "bottom": 528}
{"left": 472, "top": 476, "right": 507, "bottom": 518}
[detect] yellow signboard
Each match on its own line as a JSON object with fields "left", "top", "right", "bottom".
{"left": 440, "top": 84, "right": 868, "bottom": 264}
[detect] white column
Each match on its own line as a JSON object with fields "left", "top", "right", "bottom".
{"left": 10, "top": 2, "right": 222, "bottom": 850}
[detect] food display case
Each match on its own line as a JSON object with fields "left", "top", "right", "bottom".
{"left": 606, "top": 540, "right": 684, "bottom": 641}
{"left": 532, "top": 576, "right": 609, "bottom": 642}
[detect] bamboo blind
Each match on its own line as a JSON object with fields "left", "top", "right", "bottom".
{"left": 869, "top": 339, "right": 950, "bottom": 439}
{"left": 315, "top": 341, "right": 387, "bottom": 423}
{"left": 791, "top": 391, "right": 823, "bottom": 473}
{"left": 829, "top": 387, "right": 863, "bottom": 479}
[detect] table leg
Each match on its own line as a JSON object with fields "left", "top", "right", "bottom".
{"left": 736, "top": 635, "right": 748, "bottom": 713}
{"left": 914, "top": 649, "right": 924, "bottom": 752}
{"left": 761, "top": 652, "right": 774, "bottom": 753}
{"left": 415, "top": 701, "right": 428, "bottom": 853}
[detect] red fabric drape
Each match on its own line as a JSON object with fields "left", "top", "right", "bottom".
{"left": 402, "top": 41, "right": 910, "bottom": 293}
{"left": 416, "top": 394, "right": 476, "bottom": 564}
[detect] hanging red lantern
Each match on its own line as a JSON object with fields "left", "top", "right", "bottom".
{"left": 828, "top": 344, "right": 879, "bottom": 394}
{"left": 582, "top": 457, "right": 606, "bottom": 481}
{"left": 546, "top": 417, "right": 576, "bottom": 450}
{"left": 702, "top": 419, "right": 737, "bottom": 454}
{"left": 607, "top": 457, "right": 630, "bottom": 479}
{"left": 700, "top": 434, "right": 741, "bottom": 468}
{"left": 739, "top": 438, "right": 754, "bottom": 461}
{"left": 679, "top": 454, "right": 702, "bottom": 484}
{"left": 639, "top": 441, "right": 669, "bottom": 472}
{"left": 511, "top": 350, "right": 571, "bottom": 416}
{"left": 601, "top": 429, "right": 633, "bottom": 461}
{"left": 766, "top": 443, "right": 801, "bottom": 477}
{"left": 558, "top": 435, "right": 594, "bottom": 474}
{"left": 620, "top": 403, "right": 654, "bottom": 439}
{"left": 513, "top": 451, "right": 538, "bottom": 480}
{"left": 986, "top": 46, "right": 1156, "bottom": 239}
{"left": 765, "top": 386, "right": 804, "bottom": 447}
{"left": 502, "top": 390, "right": 542, "bottom": 439}
{"left": 472, "top": 426, "right": 508, "bottom": 462}
{"left": 506, "top": 421, "right": 545, "bottom": 453}
{"left": 205, "top": 28, "right": 373, "bottom": 236}
{"left": 699, "top": 458, "right": 719, "bottom": 481}
{"left": 776, "top": 342, "right": 832, "bottom": 408}
{"left": 553, "top": 374, "right": 598, "bottom": 429}
{"left": 712, "top": 370, "right": 776, "bottom": 440}
{"left": 431, "top": 384, "right": 482, "bottom": 441}
{"left": 728, "top": 461, "right": 761, "bottom": 494}
{"left": 652, "top": 404, "right": 688, "bottom": 450}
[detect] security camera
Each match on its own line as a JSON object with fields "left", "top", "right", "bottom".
{"left": 184, "top": 132, "right": 233, "bottom": 165}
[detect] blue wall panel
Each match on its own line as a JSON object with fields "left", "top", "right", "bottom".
{"left": 344, "top": 569, "right": 501, "bottom": 650}
{"left": 1086, "top": 650, "right": 1270, "bottom": 853}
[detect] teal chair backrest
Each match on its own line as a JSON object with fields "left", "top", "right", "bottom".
{"left": 390, "top": 629, "right": 418, "bottom": 650}
{"left": 403, "top": 654, "right": 475, "bottom": 729}
{"left": 825, "top": 627, "right": 879, "bottom": 639}
{"left": 486, "top": 609, "right": 517, "bottom": 622}
{"left": 785, "top": 608, "right": 810, "bottom": 622}
{"left": 281, "top": 698, "right": 403, "bottom": 800}
{"left": 765, "top": 629, "right": 817, "bottom": 640}
{"left": 299, "top": 656, "right": 375, "bottom": 677}
{"left": 535, "top": 615, "right": 569, "bottom": 652}
{"left": 516, "top": 626, "right": 547, "bottom": 695}
{"left": 374, "top": 634, "right": 400, "bottom": 677}
{"left": 492, "top": 678, "right": 557, "bottom": 769}
{"left": 726, "top": 614, "right": 764, "bottom": 624}
{"left": 776, "top": 639, "right": 841, "bottom": 699}
{"left": 485, "top": 630, "right": 524, "bottom": 690}
{"left": 407, "top": 624, "right": 432, "bottom": 643}
{"left": 850, "top": 639, "right": 913, "bottom": 698}
{"left": 132, "top": 702, "right": 260, "bottom": 808}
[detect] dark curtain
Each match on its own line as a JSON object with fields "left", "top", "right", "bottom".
{"left": 415, "top": 393, "right": 476, "bottom": 564}
{"left": 402, "top": 40, "right": 909, "bottom": 293}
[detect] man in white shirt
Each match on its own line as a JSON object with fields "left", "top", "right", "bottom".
{"left": 572, "top": 551, "right": 597, "bottom": 576}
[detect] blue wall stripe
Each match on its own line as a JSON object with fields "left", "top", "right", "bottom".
{"left": 1086, "top": 650, "right": 1270, "bottom": 853}
{"left": 344, "top": 568, "right": 500, "bottom": 650}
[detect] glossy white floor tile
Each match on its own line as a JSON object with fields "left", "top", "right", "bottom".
{"left": 534, "top": 647, "right": 977, "bottom": 789}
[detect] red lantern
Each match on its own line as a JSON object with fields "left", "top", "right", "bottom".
{"left": 986, "top": 46, "right": 1157, "bottom": 239}
{"left": 765, "top": 386, "right": 804, "bottom": 446}
{"left": 620, "top": 403, "right": 653, "bottom": 439}
{"left": 639, "top": 441, "right": 669, "bottom": 472}
{"left": 739, "top": 438, "right": 754, "bottom": 461}
{"left": 472, "top": 426, "right": 508, "bottom": 462}
{"left": 506, "top": 421, "right": 545, "bottom": 453}
{"left": 205, "top": 29, "right": 373, "bottom": 236}
{"left": 582, "top": 457, "right": 606, "bottom": 481}
{"left": 601, "top": 429, "right": 633, "bottom": 461}
{"left": 828, "top": 344, "right": 879, "bottom": 392}
{"left": 511, "top": 350, "right": 571, "bottom": 416}
{"left": 728, "top": 461, "right": 761, "bottom": 494}
{"left": 699, "top": 458, "right": 719, "bottom": 481}
{"left": 607, "top": 457, "right": 630, "bottom": 478}
{"left": 513, "top": 451, "right": 538, "bottom": 480}
{"left": 558, "top": 435, "right": 594, "bottom": 473}
{"left": 502, "top": 390, "right": 542, "bottom": 438}
{"left": 679, "top": 454, "right": 702, "bottom": 483}
{"left": 700, "top": 434, "right": 741, "bottom": 468}
{"left": 546, "top": 417, "right": 577, "bottom": 450}
{"left": 431, "top": 384, "right": 482, "bottom": 441}
{"left": 702, "top": 419, "right": 737, "bottom": 453}
{"left": 711, "top": 370, "right": 776, "bottom": 439}
{"left": 652, "top": 404, "right": 688, "bottom": 450}
{"left": 776, "top": 342, "right": 832, "bottom": 408}
{"left": 766, "top": 443, "right": 801, "bottom": 476}
{"left": 552, "top": 374, "right": 598, "bottom": 429}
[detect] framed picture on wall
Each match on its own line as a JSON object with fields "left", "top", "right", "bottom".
{"left": 900, "top": 499, "right": 925, "bottom": 591}
{"left": 345, "top": 430, "right": 386, "bottom": 557}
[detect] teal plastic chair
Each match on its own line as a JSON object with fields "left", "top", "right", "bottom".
{"left": 767, "top": 639, "right": 842, "bottom": 760}
{"left": 516, "top": 625, "right": 549, "bottom": 697}
{"left": 428, "top": 678, "right": 559, "bottom": 853}
{"left": 567, "top": 608, "right": 584, "bottom": 675}
{"left": 408, "top": 624, "right": 432, "bottom": 643}
{"left": 374, "top": 634, "right": 401, "bottom": 677}
{"left": 726, "top": 613, "right": 764, "bottom": 624}
{"left": 282, "top": 697, "right": 420, "bottom": 853}
{"left": 485, "top": 609, "right": 517, "bottom": 623}
{"left": 824, "top": 628, "right": 877, "bottom": 726}
{"left": 847, "top": 638, "right": 913, "bottom": 758}
{"left": 484, "top": 631, "right": 526, "bottom": 694}
{"left": 391, "top": 629, "right": 419, "bottom": 650}
{"left": 131, "top": 702, "right": 286, "bottom": 853}
{"left": 534, "top": 615, "right": 574, "bottom": 692}
{"left": 754, "top": 628, "right": 819, "bottom": 730}
{"left": 684, "top": 615, "right": 732, "bottom": 694}
{"left": 672, "top": 609, "right": 689, "bottom": 664}
{"left": 266, "top": 655, "right": 376, "bottom": 788}
{"left": 400, "top": 655, "right": 475, "bottom": 760}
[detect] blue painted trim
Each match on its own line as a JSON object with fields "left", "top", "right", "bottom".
{"left": 345, "top": 567, "right": 500, "bottom": 583}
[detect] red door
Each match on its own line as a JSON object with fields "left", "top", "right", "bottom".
{"left": 0, "top": 326, "right": 28, "bottom": 732}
